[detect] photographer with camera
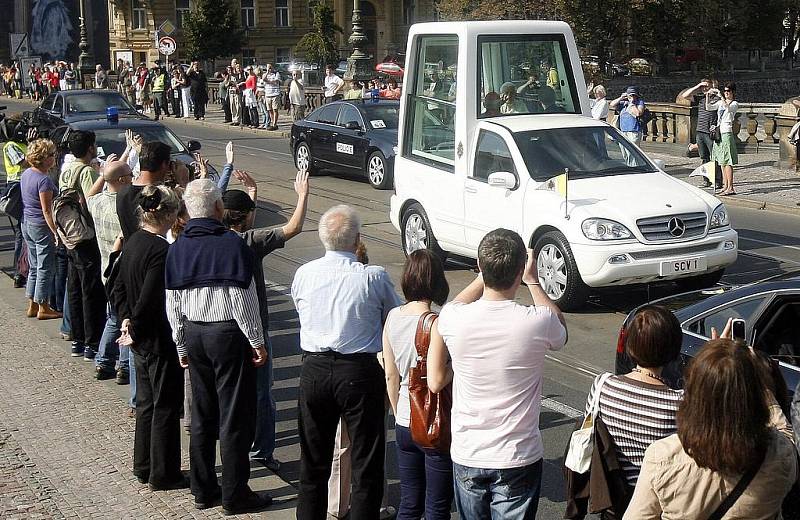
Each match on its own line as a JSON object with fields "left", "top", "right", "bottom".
{"left": 624, "top": 332, "right": 796, "bottom": 519}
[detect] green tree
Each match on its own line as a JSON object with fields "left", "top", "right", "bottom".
{"left": 182, "top": 0, "right": 245, "bottom": 62}
{"left": 295, "top": 2, "right": 342, "bottom": 68}
{"left": 560, "top": 0, "right": 629, "bottom": 61}
{"left": 633, "top": 0, "right": 690, "bottom": 73}
{"left": 437, "top": 0, "right": 563, "bottom": 21}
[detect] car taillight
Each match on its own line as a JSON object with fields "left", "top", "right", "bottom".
{"left": 616, "top": 326, "right": 626, "bottom": 354}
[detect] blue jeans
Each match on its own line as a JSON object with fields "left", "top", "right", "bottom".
{"left": 21, "top": 221, "right": 55, "bottom": 304}
{"left": 250, "top": 334, "right": 276, "bottom": 461}
{"left": 95, "top": 305, "right": 129, "bottom": 372}
{"left": 395, "top": 424, "right": 454, "bottom": 520}
{"left": 453, "top": 459, "right": 543, "bottom": 520}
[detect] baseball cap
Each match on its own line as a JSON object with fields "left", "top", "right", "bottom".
{"left": 222, "top": 190, "right": 256, "bottom": 212}
{"left": 625, "top": 86, "right": 640, "bottom": 96}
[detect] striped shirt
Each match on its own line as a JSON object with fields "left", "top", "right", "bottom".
{"left": 584, "top": 374, "right": 683, "bottom": 486}
{"left": 165, "top": 278, "right": 264, "bottom": 358}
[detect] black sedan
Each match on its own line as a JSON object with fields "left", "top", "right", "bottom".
{"left": 32, "top": 89, "right": 141, "bottom": 135}
{"left": 291, "top": 100, "right": 399, "bottom": 190}
{"left": 615, "top": 271, "right": 800, "bottom": 394}
{"left": 48, "top": 116, "right": 217, "bottom": 180}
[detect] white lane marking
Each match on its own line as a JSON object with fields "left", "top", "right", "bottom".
{"left": 546, "top": 354, "right": 601, "bottom": 378}
{"left": 738, "top": 249, "right": 800, "bottom": 266}
{"left": 179, "top": 135, "right": 293, "bottom": 157}
{"left": 739, "top": 235, "right": 800, "bottom": 253}
{"left": 267, "top": 282, "right": 588, "bottom": 419}
{"left": 542, "top": 397, "right": 584, "bottom": 419}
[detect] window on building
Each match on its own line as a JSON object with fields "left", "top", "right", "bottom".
{"left": 307, "top": 0, "right": 318, "bottom": 24}
{"left": 402, "top": 35, "right": 458, "bottom": 171}
{"left": 241, "top": 0, "right": 256, "bottom": 28}
{"left": 132, "top": 0, "right": 147, "bottom": 30}
{"left": 275, "top": 47, "right": 291, "bottom": 67}
{"left": 242, "top": 49, "right": 257, "bottom": 66}
{"left": 403, "top": 0, "right": 414, "bottom": 25}
{"left": 275, "top": 0, "right": 290, "bottom": 27}
{"left": 176, "top": 0, "right": 191, "bottom": 28}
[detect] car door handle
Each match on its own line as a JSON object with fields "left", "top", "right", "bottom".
{"left": 465, "top": 185, "right": 478, "bottom": 194}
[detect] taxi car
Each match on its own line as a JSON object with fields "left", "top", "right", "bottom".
{"left": 390, "top": 21, "right": 738, "bottom": 310}
{"left": 615, "top": 271, "right": 800, "bottom": 394}
{"left": 291, "top": 100, "right": 399, "bottom": 189}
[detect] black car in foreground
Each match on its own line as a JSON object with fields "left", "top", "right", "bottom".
{"left": 33, "top": 89, "right": 141, "bottom": 135}
{"left": 48, "top": 116, "right": 217, "bottom": 180}
{"left": 615, "top": 271, "right": 800, "bottom": 394}
{"left": 291, "top": 100, "right": 399, "bottom": 189}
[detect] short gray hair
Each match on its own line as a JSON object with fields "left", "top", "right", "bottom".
{"left": 319, "top": 205, "right": 361, "bottom": 251}
{"left": 593, "top": 84, "right": 607, "bottom": 97}
{"left": 183, "top": 178, "right": 221, "bottom": 219}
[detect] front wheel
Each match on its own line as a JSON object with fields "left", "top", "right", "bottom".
{"left": 366, "top": 151, "right": 393, "bottom": 190}
{"left": 294, "top": 141, "right": 317, "bottom": 175}
{"left": 401, "top": 203, "right": 447, "bottom": 262}
{"left": 533, "top": 231, "right": 588, "bottom": 311}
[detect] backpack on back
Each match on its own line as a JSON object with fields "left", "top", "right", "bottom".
{"left": 52, "top": 164, "right": 95, "bottom": 249}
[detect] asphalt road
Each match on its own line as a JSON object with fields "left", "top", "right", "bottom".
{"left": 3, "top": 99, "right": 800, "bottom": 518}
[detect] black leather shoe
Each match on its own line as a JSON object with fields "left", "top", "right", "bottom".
{"left": 222, "top": 491, "right": 273, "bottom": 515}
{"left": 195, "top": 486, "right": 222, "bottom": 510}
{"left": 148, "top": 476, "right": 189, "bottom": 491}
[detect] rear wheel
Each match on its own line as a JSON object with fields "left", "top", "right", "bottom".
{"left": 294, "top": 141, "right": 317, "bottom": 175}
{"left": 401, "top": 203, "right": 447, "bottom": 262}
{"left": 366, "top": 151, "right": 393, "bottom": 190}
{"left": 534, "top": 231, "right": 588, "bottom": 311}
{"left": 675, "top": 269, "right": 725, "bottom": 292}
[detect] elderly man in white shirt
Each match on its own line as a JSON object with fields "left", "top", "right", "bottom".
{"left": 589, "top": 83, "right": 609, "bottom": 121}
{"left": 291, "top": 204, "right": 401, "bottom": 520}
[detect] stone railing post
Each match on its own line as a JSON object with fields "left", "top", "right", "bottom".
{"left": 744, "top": 111, "right": 759, "bottom": 146}
{"left": 776, "top": 98, "right": 799, "bottom": 170}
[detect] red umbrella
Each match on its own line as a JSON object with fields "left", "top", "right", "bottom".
{"left": 375, "top": 62, "right": 404, "bottom": 76}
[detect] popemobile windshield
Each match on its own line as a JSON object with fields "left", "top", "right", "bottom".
{"left": 389, "top": 20, "right": 738, "bottom": 310}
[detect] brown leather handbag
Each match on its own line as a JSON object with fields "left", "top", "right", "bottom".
{"left": 408, "top": 311, "right": 452, "bottom": 452}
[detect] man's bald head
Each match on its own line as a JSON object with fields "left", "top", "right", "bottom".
{"left": 103, "top": 161, "right": 133, "bottom": 186}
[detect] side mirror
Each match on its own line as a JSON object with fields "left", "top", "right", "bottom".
{"left": 653, "top": 158, "right": 665, "bottom": 170}
{"left": 345, "top": 121, "right": 362, "bottom": 131}
{"left": 187, "top": 140, "right": 201, "bottom": 152}
{"left": 488, "top": 171, "right": 517, "bottom": 190}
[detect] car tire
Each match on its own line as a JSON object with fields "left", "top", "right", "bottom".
{"left": 294, "top": 141, "right": 317, "bottom": 175}
{"left": 366, "top": 151, "right": 393, "bottom": 190}
{"left": 675, "top": 269, "right": 725, "bottom": 292}
{"left": 533, "top": 231, "right": 588, "bottom": 312}
{"left": 401, "top": 203, "right": 447, "bottom": 262}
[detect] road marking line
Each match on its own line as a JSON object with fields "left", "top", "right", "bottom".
{"left": 179, "top": 135, "right": 293, "bottom": 157}
{"left": 545, "top": 354, "right": 602, "bottom": 378}
{"left": 541, "top": 397, "right": 584, "bottom": 419}
{"left": 738, "top": 249, "right": 800, "bottom": 266}
{"left": 739, "top": 235, "right": 800, "bottom": 253}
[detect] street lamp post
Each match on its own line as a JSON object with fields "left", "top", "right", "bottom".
{"left": 77, "top": 0, "right": 95, "bottom": 83}
{"left": 343, "top": 0, "right": 372, "bottom": 82}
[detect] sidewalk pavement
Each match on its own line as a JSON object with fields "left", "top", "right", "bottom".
{"left": 0, "top": 273, "right": 298, "bottom": 519}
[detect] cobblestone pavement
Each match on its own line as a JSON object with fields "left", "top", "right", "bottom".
{"left": 0, "top": 275, "right": 297, "bottom": 519}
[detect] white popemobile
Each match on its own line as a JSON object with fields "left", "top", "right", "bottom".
{"left": 389, "top": 20, "right": 738, "bottom": 310}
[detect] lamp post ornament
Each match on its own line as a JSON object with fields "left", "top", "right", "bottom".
{"left": 77, "top": 0, "right": 94, "bottom": 78}
{"left": 344, "top": 0, "right": 372, "bottom": 82}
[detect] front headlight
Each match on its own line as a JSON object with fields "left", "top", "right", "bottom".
{"left": 582, "top": 218, "right": 633, "bottom": 240}
{"left": 709, "top": 204, "right": 729, "bottom": 230}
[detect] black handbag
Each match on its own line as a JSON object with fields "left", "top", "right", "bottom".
{"left": 0, "top": 181, "right": 23, "bottom": 221}
{"left": 710, "top": 124, "right": 722, "bottom": 143}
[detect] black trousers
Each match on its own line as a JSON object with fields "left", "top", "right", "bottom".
{"left": 297, "top": 352, "right": 386, "bottom": 520}
{"left": 186, "top": 320, "right": 256, "bottom": 507}
{"left": 192, "top": 97, "right": 206, "bottom": 119}
{"left": 222, "top": 96, "right": 232, "bottom": 122}
{"left": 170, "top": 90, "right": 181, "bottom": 117}
{"left": 66, "top": 238, "right": 106, "bottom": 346}
{"left": 133, "top": 349, "right": 184, "bottom": 486}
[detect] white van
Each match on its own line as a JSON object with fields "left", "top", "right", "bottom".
{"left": 389, "top": 21, "right": 738, "bottom": 310}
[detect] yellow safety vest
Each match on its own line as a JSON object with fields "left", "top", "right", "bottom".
{"left": 2, "top": 141, "right": 27, "bottom": 182}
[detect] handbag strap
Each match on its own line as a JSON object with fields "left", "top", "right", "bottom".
{"left": 707, "top": 453, "right": 765, "bottom": 520}
{"left": 589, "top": 372, "right": 613, "bottom": 420}
{"left": 413, "top": 311, "right": 438, "bottom": 359}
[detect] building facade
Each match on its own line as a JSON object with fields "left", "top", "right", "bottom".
{"left": 107, "top": 0, "right": 437, "bottom": 71}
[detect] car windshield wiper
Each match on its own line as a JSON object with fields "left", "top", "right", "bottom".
{"left": 592, "top": 165, "right": 655, "bottom": 175}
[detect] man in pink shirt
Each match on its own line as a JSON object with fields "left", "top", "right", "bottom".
{"left": 430, "top": 228, "right": 567, "bottom": 519}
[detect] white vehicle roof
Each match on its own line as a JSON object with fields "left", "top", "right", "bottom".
{"left": 409, "top": 20, "right": 575, "bottom": 38}
{"left": 485, "top": 114, "right": 608, "bottom": 133}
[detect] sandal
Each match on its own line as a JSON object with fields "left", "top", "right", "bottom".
{"left": 719, "top": 190, "right": 737, "bottom": 196}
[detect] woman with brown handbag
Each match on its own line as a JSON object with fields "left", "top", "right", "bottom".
{"left": 382, "top": 249, "right": 453, "bottom": 520}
